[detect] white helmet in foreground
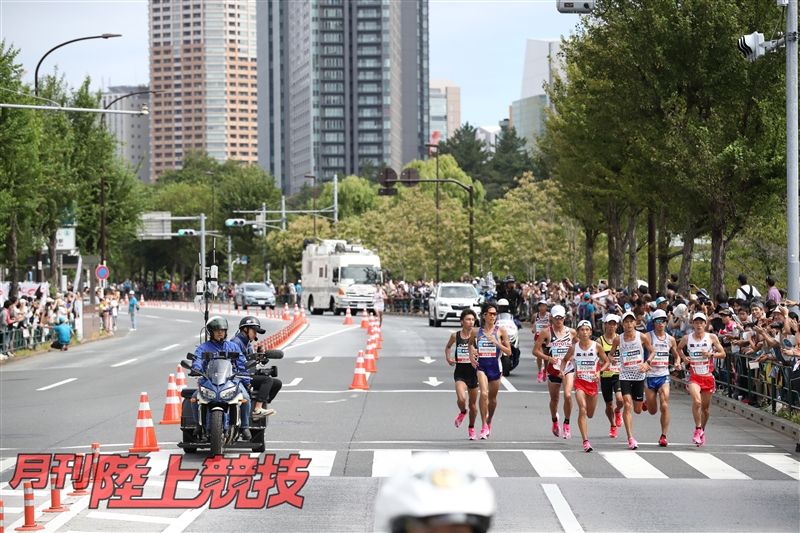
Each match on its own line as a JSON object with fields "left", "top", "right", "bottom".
{"left": 373, "top": 452, "right": 495, "bottom": 533}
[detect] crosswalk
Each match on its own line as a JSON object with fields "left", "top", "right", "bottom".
{"left": 283, "top": 322, "right": 360, "bottom": 351}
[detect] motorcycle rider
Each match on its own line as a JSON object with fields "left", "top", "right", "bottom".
{"left": 191, "top": 316, "right": 252, "bottom": 441}
{"left": 231, "top": 316, "right": 282, "bottom": 418}
{"left": 496, "top": 275, "right": 522, "bottom": 318}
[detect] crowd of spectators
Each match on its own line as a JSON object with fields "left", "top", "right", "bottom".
{"left": 0, "top": 289, "right": 79, "bottom": 360}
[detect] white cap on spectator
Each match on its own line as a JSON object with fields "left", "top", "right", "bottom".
{"left": 551, "top": 305, "right": 566, "bottom": 318}
{"left": 604, "top": 313, "right": 620, "bottom": 323}
{"left": 621, "top": 311, "right": 636, "bottom": 322}
{"left": 692, "top": 312, "right": 707, "bottom": 322}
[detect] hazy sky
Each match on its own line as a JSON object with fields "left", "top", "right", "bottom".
{"left": 0, "top": 0, "right": 580, "bottom": 127}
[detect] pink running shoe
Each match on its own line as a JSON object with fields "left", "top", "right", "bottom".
{"left": 551, "top": 415, "right": 561, "bottom": 438}
{"left": 583, "top": 440, "right": 593, "bottom": 452}
{"left": 628, "top": 437, "right": 639, "bottom": 450}
{"left": 609, "top": 425, "right": 618, "bottom": 438}
{"left": 468, "top": 427, "right": 477, "bottom": 440}
{"left": 615, "top": 410, "right": 622, "bottom": 427}
{"left": 537, "top": 371, "right": 545, "bottom": 383}
{"left": 699, "top": 431, "right": 705, "bottom": 447}
{"left": 692, "top": 428, "right": 703, "bottom": 446}
{"left": 486, "top": 422, "right": 492, "bottom": 439}
{"left": 480, "top": 425, "right": 490, "bottom": 440}
{"left": 563, "top": 423, "right": 571, "bottom": 439}
{"left": 455, "top": 411, "right": 466, "bottom": 428}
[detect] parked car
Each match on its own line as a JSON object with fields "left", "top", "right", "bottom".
{"left": 428, "top": 283, "right": 482, "bottom": 327}
{"left": 234, "top": 283, "right": 276, "bottom": 310}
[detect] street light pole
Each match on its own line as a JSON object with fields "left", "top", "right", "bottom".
{"left": 787, "top": 0, "right": 799, "bottom": 309}
{"left": 304, "top": 174, "right": 317, "bottom": 238}
{"left": 425, "top": 143, "right": 441, "bottom": 282}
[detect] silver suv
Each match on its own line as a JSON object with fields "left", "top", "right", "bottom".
{"left": 428, "top": 283, "right": 481, "bottom": 327}
{"left": 234, "top": 283, "right": 276, "bottom": 310}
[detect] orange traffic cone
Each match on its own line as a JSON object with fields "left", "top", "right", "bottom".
{"left": 363, "top": 347, "right": 377, "bottom": 373}
{"left": 160, "top": 375, "right": 181, "bottom": 425}
{"left": 17, "top": 481, "right": 44, "bottom": 530}
{"left": 360, "top": 309, "right": 369, "bottom": 328}
{"left": 130, "top": 392, "right": 162, "bottom": 452}
{"left": 293, "top": 304, "right": 299, "bottom": 319}
{"left": 349, "top": 351, "right": 370, "bottom": 390}
{"left": 344, "top": 306, "right": 353, "bottom": 325}
{"left": 301, "top": 305, "right": 307, "bottom": 324}
{"left": 282, "top": 303, "right": 290, "bottom": 320}
{"left": 377, "top": 320, "right": 383, "bottom": 341}
{"left": 175, "top": 366, "right": 187, "bottom": 391}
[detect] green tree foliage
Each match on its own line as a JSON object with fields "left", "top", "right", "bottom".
{"left": 438, "top": 122, "right": 488, "bottom": 180}
{"left": 483, "top": 125, "right": 535, "bottom": 200}
{"left": 317, "top": 175, "right": 379, "bottom": 222}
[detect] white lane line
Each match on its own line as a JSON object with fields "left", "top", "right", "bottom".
{"left": 449, "top": 451, "right": 498, "bottom": 477}
{"left": 284, "top": 326, "right": 360, "bottom": 350}
{"left": 672, "top": 451, "right": 750, "bottom": 480}
{"left": 542, "top": 484, "right": 584, "bottom": 533}
{"left": 0, "top": 456, "right": 17, "bottom": 473}
{"left": 500, "top": 376, "right": 517, "bottom": 392}
{"left": 144, "top": 315, "right": 161, "bottom": 318}
{"left": 600, "top": 451, "right": 667, "bottom": 479}
{"left": 146, "top": 450, "right": 175, "bottom": 477}
{"left": 748, "top": 453, "right": 800, "bottom": 480}
{"left": 111, "top": 358, "right": 137, "bottom": 367}
{"left": 37, "top": 378, "right": 77, "bottom": 391}
{"left": 284, "top": 377, "right": 303, "bottom": 387}
{"left": 162, "top": 504, "right": 210, "bottom": 533}
{"left": 373, "top": 450, "right": 413, "bottom": 477}
{"left": 160, "top": 343, "right": 181, "bottom": 351}
{"left": 4, "top": 506, "right": 23, "bottom": 513}
{"left": 524, "top": 450, "right": 582, "bottom": 478}
{"left": 299, "top": 450, "right": 337, "bottom": 476}
{"left": 86, "top": 511, "right": 176, "bottom": 524}
{"left": 175, "top": 319, "right": 192, "bottom": 323}
{"left": 44, "top": 496, "right": 90, "bottom": 531}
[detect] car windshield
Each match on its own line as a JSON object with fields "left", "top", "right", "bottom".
{"left": 440, "top": 286, "right": 478, "bottom": 299}
{"left": 245, "top": 284, "right": 270, "bottom": 292}
{"left": 340, "top": 266, "right": 381, "bottom": 284}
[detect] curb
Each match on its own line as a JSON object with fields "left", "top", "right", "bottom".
{"left": 670, "top": 377, "right": 800, "bottom": 442}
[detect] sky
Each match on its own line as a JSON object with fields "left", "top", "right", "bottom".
{"left": 0, "top": 0, "right": 581, "bottom": 127}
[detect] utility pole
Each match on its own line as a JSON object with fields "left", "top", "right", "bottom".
{"left": 227, "top": 235, "right": 233, "bottom": 285}
{"left": 262, "top": 202, "right": 267, "bottom": 282}
{"left": 333, "top": 173, "right": 339, "bottom": 226}
{"left": 281, "top": 196, "right": 287, "bottom": 230}
{"left": 787, "top": 0, "right": 799, "bottom": 309}
{"left": 200, "top": 213, "right": 206, "bottom": 278}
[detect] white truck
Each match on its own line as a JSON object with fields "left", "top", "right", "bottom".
{"left": 300, "top": 239, "right": 382, "bottom": 315}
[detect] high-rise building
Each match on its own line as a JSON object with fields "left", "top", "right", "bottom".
{"left": 510, "top": 39, "right": 561, "bottom": 152}
{"left": 429, "top": 79, "right": 460, "bottom": 140}
{"left": 257, "top": 0, "right": 429, "bottom": 195}
{"left": 148, "top": 0, "right": 258, "bottom": 181}
{"left": 101, "top": 85, "right": 152, "bottom": 183}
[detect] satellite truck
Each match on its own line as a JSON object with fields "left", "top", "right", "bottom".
{"left": 300, "top": 239, "right": 382, "bottom": 315}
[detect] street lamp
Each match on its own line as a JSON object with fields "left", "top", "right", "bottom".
{"left": 34, "top": 34, "right": 122, "bottom": 97}
{"left": 205, "top": 171, "right": 216, "bottom": 231}
{"left": 425, "top": 142, "right": 441, "bottom": 283}
{"left": 304, "top": 174, "right": 317, "bottom": 239}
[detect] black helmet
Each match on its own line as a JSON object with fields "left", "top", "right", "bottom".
{"left": 239, "top": 316, "right": 266, "bottom": 334}
{"left": 206, "top": 316, "right": 228, "bottom": 333}
{"left": 504, "top": 275, "right": 516, "bottom": 283}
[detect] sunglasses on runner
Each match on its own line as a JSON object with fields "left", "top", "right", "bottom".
{"left": 484, "top": 312, "right": 497, "bottom": 317}
{"left": 654, "top": 318, "right": 667, "bottom": 323}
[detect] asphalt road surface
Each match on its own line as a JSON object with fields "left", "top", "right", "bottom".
{"left": 1, "top": 308, "right": 799, "bottom": 532}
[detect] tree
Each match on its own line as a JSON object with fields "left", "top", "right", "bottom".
{"left": 483, "top": 126, "right": 535, "bottom": 200}
{"left": 438, "top": 122, "right": 489, "bottom": 180}
{"left": 317, "top": 174, "right": 379, "bottom": 223}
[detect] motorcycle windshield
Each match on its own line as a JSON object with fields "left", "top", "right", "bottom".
{"left": 207, "top": 359, "right": 234, "bottom": 386}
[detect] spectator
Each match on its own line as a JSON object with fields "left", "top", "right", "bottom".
{"left": 289, "top": 280, "right": 297, "bottom": 305}
{"left": 765, "top": 276, "right": 782, "bottom": 304}
{"left": 51, "top": 316, "right": 73, "bottom": 351}
{"left": 128, "top": 290, "right": 139, "bottom": 331}
{"left": 295, "top": 280, "right": 302, "bottom": 302}
{"left": 736, "top": 274, "right": 761, "bottom": 303}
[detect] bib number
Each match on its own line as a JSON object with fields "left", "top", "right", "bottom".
{"left": 689, "top": 352, "right": 710, "bottom": 374}
{"left": 456, "top": 345, "right": 471, "bottom": 364}
{"left": 622, "top": 349, "right": 642, "bottom": 367}
{"left": 651, "top": 352, "right": 669, "bottom": 367}
{"left": 577, "top": 360, "right": 596, "bottom": 381}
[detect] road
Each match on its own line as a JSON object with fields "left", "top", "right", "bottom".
{"left": 1, "top": 308, "right": 799, "bottom": 532}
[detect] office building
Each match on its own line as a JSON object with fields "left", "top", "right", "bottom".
{"left": 257, "top": 0, "right": 429, "bottom": 195}
{"left": 429, "top": 78, "right": 460, "bottom": 140}
{"left": 510, "top": 39, "right": 560, "bottom": 151}
{"left": 148, "top": 0, "right": 258, "bottom": 181}
{"left": 101, "top": 85, "right": 152, "bottom": 183}
{"left": 475, "top": 125, "right": 502, "bottom": 153}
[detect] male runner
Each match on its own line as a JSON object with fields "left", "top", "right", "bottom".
{"left": 533, "top": 305, "right": 578, "bottom": 438}
{"left": 600, "top": 314, "right": 624, "bottom": 437}
{"left": 445, "top": 309, "right": 480, "bottom": 440}
{"left": 645, "top": 309, "right": 682, "bottom": 446}
{"left": 531, "top": 300, "right": 551, "bottom": 383}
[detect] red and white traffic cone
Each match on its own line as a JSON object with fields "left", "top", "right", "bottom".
{"left": 130, "top": 392, "right": 162, "bottom": 452}
{"left": 67, "top": 454, "right": 91, "bottom": 497}
{"left": 301, "top": 305, "right": 307, "bottom": 324}
{"left": 89, "top": 442, "right": 100, "bottom": 483}
{"left": 282, "top": 303, "right": 290, "bottom": 321}
{"left": 15, "top": 482, "right": 43, "bottom": 531}
{"left": 344, "top": 306, "right": 353, "bottom": 325}
{"left": 360, "top": 309, "right": 369, "bottom": 328}
{"left": 363, "top": 346, "right": 377, "bottom": 373}
{"left": 42, "top": 468, "right": 68, "bottom": 513}
{"left": 175, "top": 366, "right": 187, "bottom": 391}
{"left": 348, "top": 351, "right": 370, "bottom": 390}
{"left": 1, "top": 499, "right": 5, "bottom": 533}
{"left": 160, "top": 375, "right": 181, "bottom": 425}
{"left": 372, "top": 333, "right": 380, "bottom": 360}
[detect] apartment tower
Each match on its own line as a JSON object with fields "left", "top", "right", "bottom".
{"left": 101, "top": 85, "right": 152, "bottom": 183}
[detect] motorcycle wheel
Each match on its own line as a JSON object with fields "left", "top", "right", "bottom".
{"left": 501, "top": 355, "right": 511, "bottom": 377}
{"left": 210, "top": 410, "right": 224, "bottom": 456}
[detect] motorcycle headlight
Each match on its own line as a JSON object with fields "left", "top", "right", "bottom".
{"left": 220, "top": 386, "right": 237, "bottom": 400}
{"left": 200, "top": 386, "right": 216, "bottom": 400}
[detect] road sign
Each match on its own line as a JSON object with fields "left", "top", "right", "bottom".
{"left": 378, "top": 188, "right": 398, "bottom": 196}
{"left": 95, "top": 265, "right": 109, "bottom": 280}
{"left": 378, "top": 168, "right": 398, "bottom": 187}
{"left": 400, "top": 168, "right": 420, "bottom": 187}
{"left": 139, "top": 211, "right": 171, "bottom": 240}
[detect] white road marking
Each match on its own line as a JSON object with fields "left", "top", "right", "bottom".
{"left": 419, "top": 356, "right": 436, "bottom": 364}
{"left": 175, "top": 319, "right": 192, "bottom": 323}
{"left": 600, "top": 451, "right": 668, "bottom": 479}
{"left": 372, "top": 449, "right": 413, "bottom": 477}
{"left": 37, "top": 378, "right": 77, "bottom": 391}
{"left": 449, "top": 451, "right": 498, "bottom": 477}
{"left": 748, "top": 453, "right": 800, "bottom": 480}
{"left": 500, "top": 376, "right": 517, "bottom": 392}
{"left": 284, "top": 326, "right": 359, "bottom": 350}
{"left": 111, "top": 358, "right": 137, "bottom": 367}
{"left": 160, "top": 343, "right": 181, "bottom": 351}
{"left": 542, "top": 484, "right": 584, "bottom": 533}
{"left": 144, "top": 315, "right": 160, "bottom": 318}
{"left": 0, "top": 456, "right": 17, "bottom": 473}
{"left": 299, "top": 450, "right": 337, "bottom": 476}
{"left": 423, "top": 377, "right": 443, "bottom": 387}
{"left": 4, "top": 506, "right": 23, "bottom": 513}
{"left": 146, "top": 450, "right": 175, "bottom": 477}
{"left": 284, "top": 377, "right": 303, "bottom": 387}
{"left": 295, "top": 356, "right": 322, "bottom": 364}
{"left": 43, "top": 496, "right": 90, "bottom": 531}
{"left": 162, "top": 504, "right": 210, "bottom": 533}
{"left": 672, "top": 451, "right": 750, "bottom": 480}
{"left": 524, "top": 450, "right": 582, "bottom": 478}
{"left": 320, "top": 399, "right": 348, "bottom": 404}
{"left": 87, "top": 511, "right": 177, "bottom": 524}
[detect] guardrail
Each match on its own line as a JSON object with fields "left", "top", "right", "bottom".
{"left": 1, "top": 322, "right": 74, "bottom": 355}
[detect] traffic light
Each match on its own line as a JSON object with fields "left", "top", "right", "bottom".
{"left": 177, "top": 229, "right": 197, "bottom": 237}
{"left": 226, "top": 218, "right": 247, "bottom": 227}
{"left": 556, "top": 1, "right": 595, "bottom": 14}
{"left": 738, "top": 32, "right": 765, "bottom": 63}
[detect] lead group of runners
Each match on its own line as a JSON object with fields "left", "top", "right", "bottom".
{"left": 445, "top": 301, "right": 726, "bottom": 451}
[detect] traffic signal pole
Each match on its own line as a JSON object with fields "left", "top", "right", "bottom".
{"left": 787, "top": 0, "right": 799, "bottom": 309}
{"left": 200, "top": 213, "right": 206, "bottom": 279}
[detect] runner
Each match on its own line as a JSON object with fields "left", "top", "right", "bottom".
{"left": 373, "top": 282, "right": 387, "bottom": 326}
{"left": 533, "top": 305, "right": 578, "bottom": 439}
{"left": 645, "top": 309, "right": 682, "bottom": 446}
{"left": 561, "top": 320, "right": 609, "bottom": 452}
{"left": 677, "top": 312, "right": 726, "bottom": 446}
{"left": 468, "top": 302, "right": 512, "bottom": 440}
{"left": 531, "top": 299, "right": 551, "bottom": 383}
{"left": 607, "top": 311, "right": 656, "bottom": 449}
{"left": 445, "top": 309, "right": 480, "bottom": 440}
{"left": 599, "top": 314, "right": 624, "bottom": 438}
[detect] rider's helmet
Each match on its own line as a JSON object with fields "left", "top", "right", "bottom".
{"left": 496, "top": 298, "right": 510, "bottom": 314}
{"left": 504, "top": 274, "right": 516, "bottom": 284}
{"left": 238, "top": 316, "right": 266, "bottom": 334}
{"left": 373, "top": 452, "right": 495, "bottom": 533}
{"left": 205, "top": 316, "right": 228, "bottom": 336}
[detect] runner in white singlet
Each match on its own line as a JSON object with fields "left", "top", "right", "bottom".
{"left": 373, "top": 283, "right": 387, "bottom": 326}
{"left": 531, "top": 300, "right": 551, "bottom": 383}
{"left": 645, "top": 309, "right": 681, "bottom": 447}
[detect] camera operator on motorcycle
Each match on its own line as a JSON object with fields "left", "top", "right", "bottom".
{"left": 191, "top": 316, "right": 252, "bottom": 440}
{"left": 496, "top": 275, "right": 522, "bottom": 319}
{"left": 231, "top": 316, "right": 282, "bottom": 419}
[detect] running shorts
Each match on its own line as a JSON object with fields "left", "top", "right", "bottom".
{"left": 600, "top": 374, "right": 621, "bottom": 403}
{"left": 690, "top": 374, "right": 716, "bottom": 394}
{"left": 574, "top": 378, "right": 598, "bottom": 396}
{"left": 454, "top": 364, "right": 479, "bottom": 389}
{"left": 646, "top": 375, "right": 669, "bottom": 392}
{"left": 477, "top": 357, "right": 502, "bottom": 382}
{"left": 547, "top": 368, "right": 574, "bottom": 384}
{"left": 620, "top": 379, "right": 645, "bottom": 402}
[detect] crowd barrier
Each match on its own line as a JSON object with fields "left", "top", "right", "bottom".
{"left": 0, "top": 321, "right": 75, "bottom": 354}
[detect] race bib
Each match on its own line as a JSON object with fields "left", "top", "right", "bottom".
{"left": 456, "top": 344, "right": 471, "bottom": 364}
{"left": 689, "top": 351, "right": 710, "bottom": 375}
{"left": 651, "top": 351, "right": 670, "bottom": 367}
{"left": 622, "top": 349, "right": 643, "bottom": 367}
{"left": 477, "top": 337, "right": 496, "bottom": 358}
{"left": 550, "top": 344, "right": 569, "bottom": 369}
{"left": 577, "top": 360, "right": 597, "bottom": 381}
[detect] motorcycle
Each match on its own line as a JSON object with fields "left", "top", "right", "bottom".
{"left": 496, "top": 310, "right": 521, "bottom": 377}
{"left": 178, "top": 348, "right": 283, "bottom": 455}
